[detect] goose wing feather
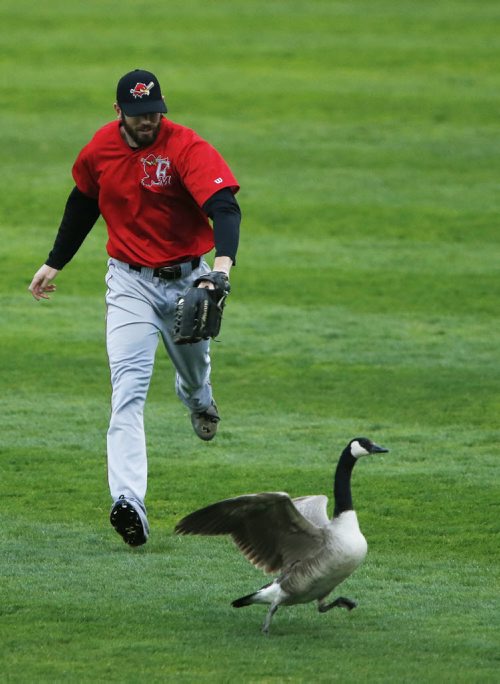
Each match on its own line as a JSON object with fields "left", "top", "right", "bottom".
{"left": 292, "top": 495, "right": 330, "bottom": 527}
{"left": 175, "top": 492, "right": 326, "bottom": 574}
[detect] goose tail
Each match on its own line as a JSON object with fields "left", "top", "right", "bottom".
{"left": 232, "top": 592, "right": 258, "bottom": 608}
{"left": 232, "top": 580, "right": 285, "bottom": 608}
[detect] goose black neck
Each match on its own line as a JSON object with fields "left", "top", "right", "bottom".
{"left": 333, "top": 447, "right": 357, "bottom": 516}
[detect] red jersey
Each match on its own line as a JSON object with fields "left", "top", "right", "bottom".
{"left": 72, "top": 118, "right": 240, "bottom": 268}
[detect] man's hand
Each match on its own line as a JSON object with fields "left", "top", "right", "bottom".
{"left": 28, "top": 265, "right": 60, "bottom": 301}
{"left": 197, "top": 255, "right": 232, "bottom": 290}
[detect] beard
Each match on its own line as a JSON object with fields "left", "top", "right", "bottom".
{"left": 121, "top": 115, "right": 161, "bottom": 148}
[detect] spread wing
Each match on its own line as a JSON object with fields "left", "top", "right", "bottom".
{"left": 292, "top": 495, "right": 330, "bottom": 527}
{"left": 175, "top": 492, "right": 327, "bottom": 574}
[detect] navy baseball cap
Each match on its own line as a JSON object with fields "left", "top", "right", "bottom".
{"left": 116, "top": 69, "right": 168, "bottom": 116}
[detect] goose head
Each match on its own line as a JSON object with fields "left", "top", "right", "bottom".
{"left": 333, "top": 437, "right": 389, "bottom": 517}
{"left": 349, "top": 437, "right": 389, "bottom": 459}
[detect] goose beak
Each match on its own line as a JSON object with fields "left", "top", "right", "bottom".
{"left": 369, "top": 443, "right": 389, "bottom": 454}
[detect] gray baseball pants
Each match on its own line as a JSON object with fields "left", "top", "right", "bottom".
{"left": 105, "top": 257, "right": 213, "bottom": 504}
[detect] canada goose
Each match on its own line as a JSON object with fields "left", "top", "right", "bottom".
{"left": 175, "top": 437, "right": 389, "bottom": 634}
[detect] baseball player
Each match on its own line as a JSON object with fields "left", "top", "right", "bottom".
{"left": 28, "top": 69, "right": 241, "bottom": 547}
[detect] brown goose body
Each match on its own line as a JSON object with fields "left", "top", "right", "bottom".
{"left": 175, "top": 437, "right": 388, "bottom": 633}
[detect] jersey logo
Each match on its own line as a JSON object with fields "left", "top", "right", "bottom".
{"left": 214, "top": 177, "right": 223, "bottom": 184}
{"left": 140, "top": 155, "right": 172, "bottom": 188}
{"left": 130, "top": 81, "right": 155, "bottom": 99}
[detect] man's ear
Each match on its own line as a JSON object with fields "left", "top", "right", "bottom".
{"left": 113, "top": 102, "right": 121, "bottom": 118}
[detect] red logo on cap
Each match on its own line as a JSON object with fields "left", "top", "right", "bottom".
{"left": 130, "top": 81, "right": 155, "bottom": 99}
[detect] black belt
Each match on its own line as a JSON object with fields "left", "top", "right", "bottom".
{"left": 129, "top": 257, "right": 201, "bottom": 281}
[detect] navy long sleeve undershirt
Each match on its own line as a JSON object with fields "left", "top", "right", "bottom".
{"left": 46, "top": 187, "right": 100, "bottom": 269}
{"left": 46, "top": 186, "right": 241, "bottom": 269}
{"left": 202, "top": 187, "right": 241, "bottom": 264}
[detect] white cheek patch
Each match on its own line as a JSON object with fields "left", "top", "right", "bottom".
{"left": 350, "top": 440, "right": 369, "bottom": 458}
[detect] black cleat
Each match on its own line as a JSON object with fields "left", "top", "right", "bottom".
{"left": 110, "top": 496, "right": 149, "bottom": 546}
{"left": 191, "top": 401, "right": 220, "bottom": 441}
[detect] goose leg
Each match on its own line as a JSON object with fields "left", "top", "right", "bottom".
{"left": 318, "top": 596, "right": 357, "bottom": 613}
{"left": 261, "top": 603, "right": 279, "bottom": 634}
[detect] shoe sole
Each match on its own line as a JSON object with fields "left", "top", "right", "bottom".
{"left": 110, "top": 500, "right": 148, "bottom": 547}
{"left": 191, "top": 415, "right": 219, "bottom": 441}
{"left": 191, "top": 403, "right": 220, "bottom": 441}
{"left": 193, "top": 425, "right": 217, "bottom": 442}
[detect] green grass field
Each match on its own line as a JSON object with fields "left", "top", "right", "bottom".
{"left": 1, "top": 0, "right": 500, "bottom": 681}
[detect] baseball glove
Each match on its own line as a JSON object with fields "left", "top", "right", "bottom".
{"left": 172, "top": 271, "right": 230, "bottom": 345}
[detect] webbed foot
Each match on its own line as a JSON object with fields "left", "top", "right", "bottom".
{"left": 318, "top": 596, "right": 357, "bottom": 613}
